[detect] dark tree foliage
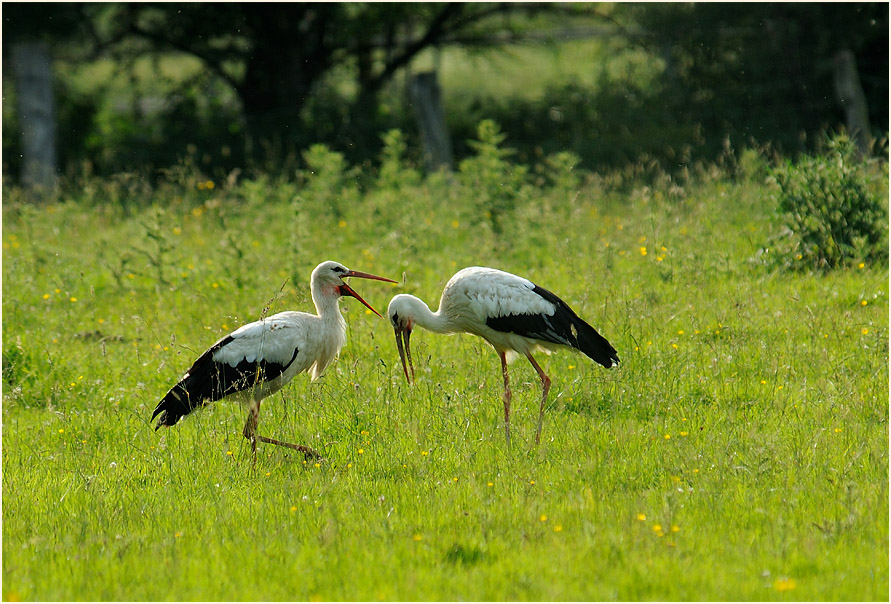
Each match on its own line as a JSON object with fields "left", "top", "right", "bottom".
{"left": 623, "top": 3, "right": 889, "bottom": 157}
{"left": 2, "top": 3, "right": 887, "bottom": 180}
{"left": 5, "top": 2, "right": 578, "bottom": 177}
{"left": 140, "top": 5, "right": 550, "bottom": 151}
{"left": 2, "top": 3, "right": 86, "bottom": 45}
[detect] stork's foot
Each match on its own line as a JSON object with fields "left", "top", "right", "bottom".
{"left": 258, "top": 435, "right": 323, "bottom": 462}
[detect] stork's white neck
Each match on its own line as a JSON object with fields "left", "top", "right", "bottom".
{"left": 311, "top": 283, "right": 348, "bottom": 325}
{"left": 395, "top": 294, "right": 454, "bottom": 334}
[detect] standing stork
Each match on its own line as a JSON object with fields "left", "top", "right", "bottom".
{"left": 387, "top": 266, "right": 618, "bottom": 445}
{"left": 152, "top": 260, "right": 395, "bottom": 459}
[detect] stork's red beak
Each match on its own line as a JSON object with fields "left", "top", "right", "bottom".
{"left": 394, "top": 326, "right": 415, "bottom": 384}
{"left": 338, "top": 270, "right": 397, "bottom": 317}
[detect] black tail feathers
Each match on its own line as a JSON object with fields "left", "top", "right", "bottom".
{"left": 574, "top": 318, "right": 620, "bottom": 369}
{"left": 151, "top": 341, "right": 226, "bottom": 430}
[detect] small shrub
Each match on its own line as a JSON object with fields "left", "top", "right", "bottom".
{"left": 543, "top": 150, "right": 583, "bottom": 193}
{"left": 458, "top": 120, "right": 529, "bottom": 235}
{"left": 377, "top": 129, "right": 421, "bottom": 190}
{"left": 298, "top": 144, "right": 361, "bottom": 220}
{"left": 772, "top": 135, "right": 888, "bottom": 269}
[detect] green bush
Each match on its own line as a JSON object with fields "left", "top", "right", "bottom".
{"left": 377, "top": 129, "right": 421, "bottom": 190}
{"left": 297, "top": 143, "right": 361, "bottom": 220}
{"left": 458, "top": 120, "right": 530, "bottom": 235}
{"left": 772, "top": 135, "right": 888, "bottom": 269}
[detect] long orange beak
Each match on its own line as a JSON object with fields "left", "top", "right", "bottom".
{"left": 339, "top": 270, "right": 397, "bottom": 317}
{"left": 394, "top": 326, "right": 415, "bottom": 384}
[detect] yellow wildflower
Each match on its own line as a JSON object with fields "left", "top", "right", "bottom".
{"left": 774, "top": 578, "right": 796, "bottom": 591}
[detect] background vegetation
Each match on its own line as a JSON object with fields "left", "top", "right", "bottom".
{"left": 2, "top": 2, "right": 888, "bottom": 180}
{"left": 2, "top": 2, "right": 889, "bottom": 601}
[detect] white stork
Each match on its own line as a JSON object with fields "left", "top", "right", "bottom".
{"left": 387, "top": 266, "right": 619, "bottom": 445}
{"left": 152, "top": 260, "right": 396, "bottom": 459}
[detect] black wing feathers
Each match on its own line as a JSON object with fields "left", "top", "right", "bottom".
{"left": 151, "top": 335, "right": 299, "bottom": 429}
{"left": 485, "top": 284, "right": 619, "bottom": 368}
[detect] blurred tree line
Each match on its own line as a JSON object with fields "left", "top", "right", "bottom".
{"left": 2, "top": 2, "right": 887, "bottom": 186}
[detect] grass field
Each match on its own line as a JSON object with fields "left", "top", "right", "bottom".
{"left": 2, "top": 151, "right": 888, "bottom": 600}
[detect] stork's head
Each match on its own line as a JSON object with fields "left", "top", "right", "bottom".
{"left": 387, "top": 294, "right": 417, "bottom": 383}
{"left": 311, "top": 261, "right": 396, "bottom": 317}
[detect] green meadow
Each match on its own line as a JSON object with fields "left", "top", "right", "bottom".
{"left": 2, "top": 140, "right": 888, "bottom": 600}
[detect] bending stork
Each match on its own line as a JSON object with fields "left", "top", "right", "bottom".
{"left": 152, "top": 260, "right": 395, "bottom": 459}
{"left": 387, "top": 266, "right": 618, "bottom": 445}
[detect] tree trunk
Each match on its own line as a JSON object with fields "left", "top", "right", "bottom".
{"left": 409, "top": 71, "right": 452, "bottom": 172}
{"left": 833, "top": 49, "right": 871, "bottom": 155}
{"left": 12, "top": 41, "right": 57, "bottom": 190}
{"left": 237, "top": 5, "right": 335, "bottom": 154}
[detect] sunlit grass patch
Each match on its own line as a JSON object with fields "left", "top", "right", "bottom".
{"left": 2, "top": 157, "right": 887, "bottom": 600}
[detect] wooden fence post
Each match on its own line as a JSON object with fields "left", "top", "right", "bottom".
{"left": 409, "top": 71, "right": 453, "bottom": 173}
{"left": 13, "top": 41, "right": 57, "bottom": 191}
{"left": 833, "top": 49, "right": 872, "bottom": 156}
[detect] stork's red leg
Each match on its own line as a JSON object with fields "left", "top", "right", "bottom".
{"left": 242, "top": 396, "right": 261, "bottom": 457}
{"left": 241, "top": 396, "right": 321, "bottom": 461}
{"left": 257, "top": 435, "right": 322, "bottom": 461}
{"left": 525, "top": 352, "right": 551, "bottom": 445}
{"left": 499, "top": 351, "right": 512, "bottom": 446}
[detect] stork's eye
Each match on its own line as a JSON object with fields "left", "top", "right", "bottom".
{"left": 332, "top": 266, "right": 347, "bottom": 274}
